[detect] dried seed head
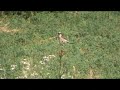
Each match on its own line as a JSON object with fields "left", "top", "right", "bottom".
{"left": 58, "top": 50, "right": 65, "bottom": 58}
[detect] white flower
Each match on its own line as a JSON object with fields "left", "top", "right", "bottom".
{"left": 22, "top": 70, "right": 28, "bottom": 78}
{"left": 11, "top": 65, "right": 17, "bottom": 70}
{"left": 43, "top": 55, "right": 56, "bottom": 62}
{"left": 21, "top": 61, "right": 30, "bottom": 65}
{"left": 0, "top": 77, "right": 4, "bottom": 79}
{"left": 47, "top": 73, "right": 50, "bottom": 75}
{"left": 23, "top": 58, "right": 27, "bottom": 60}
{"left": 0, "top": 68, "right": 4, "bottom": 70}
{"left": 21, "top": 60, "right": 31, "bottom": 71}
{"left": 67, "top": 72, "right": 73, "bottom": 78}
{"left": 31, "top": 71, "right": 38, "bottom": 77}
{"left": 24, "top": 65, "right": 30, "bottom": 70}
{"left": 61, "top": 74, "right": 66, "bottom": 79}
{"left": 48, "top": 55, "right": 56, "bottom": 59}
{"left": 40, "top": 61, "right": 45, "bottom": 65}
{"left": 43, "top": 56, "right": 50, "bottom": 61}
{"left": 34, "top": 65, "right": 37, "bottom": 68}
{"left": 41, "top": 67, "right": 44, "bottom": 70}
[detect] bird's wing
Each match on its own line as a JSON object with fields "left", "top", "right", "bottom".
{"left": 62, "top": 34, "right": 68, "bottom": 40}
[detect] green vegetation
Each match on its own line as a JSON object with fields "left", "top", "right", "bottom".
{"left": 0, "top": 11, "right": 120, "bottom": 79}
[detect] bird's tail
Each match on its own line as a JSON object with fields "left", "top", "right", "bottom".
{"left": 68, "top": 42, "right": 74, "bottom": 44}
{"left": 67, "top": 41, "right": 74, "bottom": 44}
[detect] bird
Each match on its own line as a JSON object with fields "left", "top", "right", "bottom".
{"left": 58, "top": 32, "right": 69, "bottom": 44}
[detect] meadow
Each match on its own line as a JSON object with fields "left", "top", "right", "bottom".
{"left": 0, "top": 11, "right": 120, "bottom": 79}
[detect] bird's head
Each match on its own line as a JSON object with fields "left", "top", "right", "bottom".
{"left": 58, "top": 32, "right": 62, "bottom": 37}
{"left": 58, "top": 32, "right": 62, "bottom": 35}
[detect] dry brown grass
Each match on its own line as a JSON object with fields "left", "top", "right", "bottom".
{"left": 88, "top": 68, "right": 101, "bottom": 79}
{"left": 80, "top": 48, "right": 89, "bottom": 55}
{"left": 0, "top": 23, "right": 19, "bottom": 33}
{"left": 0, "top": 26, "right": 19, "bottom": 33}
{"left": 89, "top": 68, "right": 94, "bottom": 79}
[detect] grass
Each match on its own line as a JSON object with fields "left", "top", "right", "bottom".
{"left": 0, "top": 11, "right": 120, "bottom": 79}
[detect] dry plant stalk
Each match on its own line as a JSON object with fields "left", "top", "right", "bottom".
{"left": 58, "top": 50, "right": 65, "bottom": 79}
{"left": 58, "top": 50, "right": 65, "bottom": 59}
{"left": 89, "top": 68, "right": 94, "bottom": 79}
